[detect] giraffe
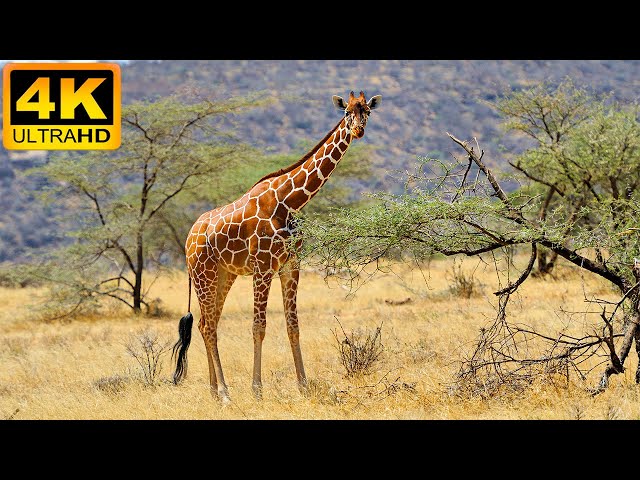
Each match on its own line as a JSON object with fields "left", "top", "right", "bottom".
{"left": 172, "top": 90, "right": 382, "bottom": 403}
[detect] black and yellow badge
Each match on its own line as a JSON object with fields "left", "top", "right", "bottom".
{"left": 3, "top": 62, "right": 121, "bottom": 150}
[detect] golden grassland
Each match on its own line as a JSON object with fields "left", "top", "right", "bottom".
{"left": 1, "top": 253, "right": 639, "bottom": 420}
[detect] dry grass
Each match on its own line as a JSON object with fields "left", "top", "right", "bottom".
{"left": 1, "top": 253, "right": 639, "bottom": 420}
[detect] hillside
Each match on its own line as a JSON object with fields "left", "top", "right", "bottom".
{"left": 1, "top": 59, "right": 639, "bottom": 262}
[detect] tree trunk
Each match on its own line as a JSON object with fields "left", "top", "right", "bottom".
{"left": 635, "top": 325, "right": 640, "bottom": 384}
{"left": 598, "top": 310, "right": 639, "bottom": 390}
{"left": 133, "top": 234, "right": 144, "bottom": 314}
{"left": 533, "top": 188, "right": 557, "bottom": 277}
{"left": 597, "top": 261, "right": 640, "bottom": 391}
{"left": 534, "top": 247, "right": 558, "bottom": 277}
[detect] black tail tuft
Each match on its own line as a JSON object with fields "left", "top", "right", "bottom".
{"left": 172, "top": 312, "right": 193, "bottom": 385}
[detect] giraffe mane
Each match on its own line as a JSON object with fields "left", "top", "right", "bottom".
{"left": 252, "top": 118, "right": 344, "bottom": 187}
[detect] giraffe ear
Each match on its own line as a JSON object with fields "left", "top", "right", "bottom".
{"left": 367, "top": 95, "right": 382, "bottom": 110}
{"left": 332, "top": 95, "right": 347, "bottom": 110}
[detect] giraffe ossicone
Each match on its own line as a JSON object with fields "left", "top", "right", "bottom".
{"left": 172, "top": 90, "right": 382, "bottom": 403}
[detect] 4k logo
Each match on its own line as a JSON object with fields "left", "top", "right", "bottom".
{"left": 3, "top": 62, "right": 121, "bottom": 150}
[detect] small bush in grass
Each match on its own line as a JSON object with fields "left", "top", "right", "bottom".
{"left": 94, "top": 374, "right": 129, "bottom": 395}
{"left": 124, "top": 329, "right": 172, "bottom": 387}
{"left": 446, "top": 260, "right": 481, "bottom": 298}
{"left": 332, "top": 317, "right": 385, "bottom": 377}
{"left": 146, "top": 297, "right": 167, "bottom": 318}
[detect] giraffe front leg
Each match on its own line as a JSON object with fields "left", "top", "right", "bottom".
{"left": 252, "top": 270, "right": 273, "bottom": 400}
{"left": 279, "top": 262, "right": 308, "bottom": 394}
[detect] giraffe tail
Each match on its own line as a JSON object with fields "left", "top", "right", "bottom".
{"left": 172, "top": 275, "right": 193, "bottom": 385}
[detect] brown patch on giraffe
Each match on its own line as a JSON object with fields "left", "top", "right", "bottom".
{"left": 227, "top": 223, "right": 240, "bottom": 239}
{"left": 271, "top": 176, "right": 291, "bottom": 189}
{"left": 256, "top": 219, "right": 274, "bottom": 237}
{"left": 292, "top": 169, "right": 307, "bottom": 187}
{"left": 196, "top": 222, "right": 208, "bottom": 235}
{"left": 272, "top": 203, "right": 289, "bottom": 225}
{"left": 255, "top": 251, "right": 272, "bottom": 271}
{"left": 257, "top": 191, "right": 277, "bottom": 218}
{"left": 320, "top": 160, "right": 335, "bottom": 178}
{"left": 284, "top": 189, "right": 309, "bottom": 210}
{"left": 258, "top": 237, "right": 272, "bottom": 251}
{"left": 215, "top": 235, "right": 227, "bottom": 251}
{"left": 211, "top": 219, "right": 226, "bottom": 234}
{"left": 330, "top": 148, "right": 341, "bottom": 161}
{"left": 338, "top": 141, "right": 348, "bottom": 152}
{"left": 314, "top": 145, "right": 326, "bottom": 159}
{"left": 219, "top": 203, "right": 236, "bottom": 217}
{"left": 219, "top": 249, "right": 234, "bottom": 264}
{"left": 271, "top": 249, "right": 289, "bottom": 270}
{"left": 240, "top": 217, "right": 259, "bottom": 238}
{"left": 270, "top": 256, "right": 281, "bottom": 271}
{"left": 306, "top": 174, "right": 323, "bottom": 193}
{"left": 247, "top": 235, "right": 259, "bottom": 255}
{"left": 274, "top": 241, "right": 289, "bottom": 256}
{"left": 242, "top": 199, "right": 258, "bottom": 220}
{"left": 233, "top": 248, "right": 249, "bottom": 267}
{"left": 276, "top": 178, "right": 295, "bottom": 202}
{"left": 227, "top": 238, "right": 245, "bottom": 252}
{"left": 185, "top": 239, "right": 198, "bottom": 257}
{"left": 249, "top": 181, "right": 270, "bottom": 198}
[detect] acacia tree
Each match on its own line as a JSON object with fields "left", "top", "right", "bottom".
{"left": 25, "top": 90, "right": 271, "bottom": 315}
{"left": 296, "top": 81, "right": 640, "bottom": 394}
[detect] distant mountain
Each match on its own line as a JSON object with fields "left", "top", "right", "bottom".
{"left": 1, "top": 60, "right": 638, "bottom": 262}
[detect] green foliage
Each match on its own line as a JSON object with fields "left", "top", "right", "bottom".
{"left": 492, "top": 77, "right": 602, "bottom": 145}
{"left": 295, "top": 156, "right": 539, "bottom": 284}
{"left": 500, "top": 82, "right": 640, "bottom": 279}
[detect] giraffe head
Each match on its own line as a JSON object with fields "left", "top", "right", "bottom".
{"left": 332, "top": 91, "right": 381, "bottom": 139}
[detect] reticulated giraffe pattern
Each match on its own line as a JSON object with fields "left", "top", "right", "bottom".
{"left": 173, "top": 91, "right": 381, "bottom": 403}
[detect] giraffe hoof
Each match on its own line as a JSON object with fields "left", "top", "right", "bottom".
{"left": 252, "top": 383, "right": 263, "bottom": 400}
{"left": 218, "top": 390, "right": 232, "bottom": 405}
{"left": 214, "top": 387, "right": 231, "bottom": 405}
{"left": 298, "top": 381, "right": 310, "bottom": 396}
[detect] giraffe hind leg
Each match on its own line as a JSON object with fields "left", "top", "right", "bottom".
{"left": 195, "top": 262, "right": 237, "bottom": 404}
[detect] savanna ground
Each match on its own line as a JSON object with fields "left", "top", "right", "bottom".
{"left": 1, "top": 253, "right": 639, "bottom": 420}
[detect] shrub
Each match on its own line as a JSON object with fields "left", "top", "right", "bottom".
{"left": 446, "top": 260, "right": 481, "bottom": 298}
{"left": 124, "top": 329, "right": 172, "bottom": 386}
{"left": 332, "top": 317, "right": 385, "bottom": 377}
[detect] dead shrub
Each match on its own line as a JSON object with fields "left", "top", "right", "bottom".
{"left": 124, "top": 329, "right": 172, "bottom": 386}
{"left": 94, "top": 374, "right": 129, "bottom": 395}
{"left": 332, "top": 317, "right": 385, "bottom": 377}
{"left": 446, "top": 260, "right": 481, "bottom": 298}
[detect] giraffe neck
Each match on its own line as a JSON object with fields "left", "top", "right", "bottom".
{"left": 277, "top": 119, "right": 352, "bottom": 212}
